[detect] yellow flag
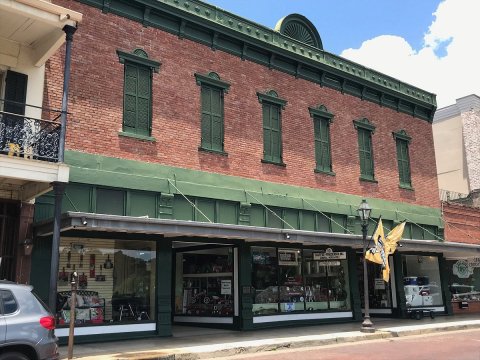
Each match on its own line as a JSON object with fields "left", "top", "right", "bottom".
{"left": 365, "top": 219, "right": 385, "bottom": 266}
{"left": 382, "top": 221, "right": 406, "bottom": 282}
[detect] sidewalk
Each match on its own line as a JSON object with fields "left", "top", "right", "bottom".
{"left": 60, "top": 315, "right": 480, "bottom": 360}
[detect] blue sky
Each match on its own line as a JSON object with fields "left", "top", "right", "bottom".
{"left": 205, "top": 0, "right": 440, "bottom": 55}
{"left": 204, "top": 0, "right": 480, "bottom": 108}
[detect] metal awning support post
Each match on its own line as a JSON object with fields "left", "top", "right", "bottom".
{"left": 48, "top": 24, "right": 76, "bottom": 313}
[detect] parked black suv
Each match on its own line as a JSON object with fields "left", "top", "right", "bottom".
{"left": 0, "top": 281, "right": 58, "bottom": 360}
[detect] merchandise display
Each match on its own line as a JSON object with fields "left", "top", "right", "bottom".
{"left": 176, "top": 248, "right": 234, "bottom": 317}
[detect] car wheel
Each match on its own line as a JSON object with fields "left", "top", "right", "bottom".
{"left": 414, "top": 311, "right": 422, "bottom": 320}
{"left": 0, "top": 352, "right": 30, "bottom": 360}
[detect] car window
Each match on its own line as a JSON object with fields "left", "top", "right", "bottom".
{"left": 0, "top": 290, "right": 18, "bottom": 314}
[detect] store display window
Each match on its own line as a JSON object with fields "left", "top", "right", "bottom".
{"left": 402, "top": 255, "right": 444, "bottom": 307}
{"left": 56, "top": 238, "right": 156, "bottom": 326}
{"left": 175, "top": 247, "right": 234, "bottom": 317}
{"left": 304, "top": 250, "right": 350, "bottom": 311}
{"left": 446, "top": 258, "right": 480, "bottom": 301}
{"left": 252, "top": 247, "right": 279, "bottom": 315}
{"left": 251, "top": 247, "right": 351, "bottom": 315}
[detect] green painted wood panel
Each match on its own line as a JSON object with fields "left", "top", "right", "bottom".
{"left": 130, "top": 191, "right": 156, "bottom": 218}
{"left": 300, "top": 211, "right": 315, "bottom": 231}
{"left": 63, "top": 183, "right": 92, "bottom": 213}
{"left": 34, "top": 193, "right": 55, "bottom": 222}
{"left": 217, "top": 201, "right": 238, "bottom": 225}
{"left": 250, "top": 205, "right": 265, "bottom": 227}
{"left": 331, "top": 214, "right": 346, "bottom": 234}
{"left": 173, "top": 196, "right": 194, "bottom": 221}
{"left": 284, "top": 209, "right": 299, "bottom": 230}
{"left": 412, "top": 224, "right": 424, "bottom": 240}
{"left": 423, "top": 225, "right": 437, "bottom": 240}
{"left": 262, "top": 103, "right": 282, "bottom": 163}
{"left": 267, "top": 208, "right": 283, "bottom": 229}
{"left": 317, "top": 213, "right": 331, "bottom": 232}
{"left": 195, "top": 198, "right": 215, "bottom": 222}
{"left": 96, "top": 188, "right": 125, "bottom": 215}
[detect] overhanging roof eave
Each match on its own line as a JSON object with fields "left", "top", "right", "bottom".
{"left": 33, "top": 212, "right": 480, "bottom": 257}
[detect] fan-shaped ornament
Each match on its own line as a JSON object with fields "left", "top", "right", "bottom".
{"left": 275, "top": 14, "right": 323, "bottom": 50}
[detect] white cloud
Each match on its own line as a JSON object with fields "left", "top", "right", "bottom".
{"left": 340, "top": 0, "right": 480, "bottom": 108}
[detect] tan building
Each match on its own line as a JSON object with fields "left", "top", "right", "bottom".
{"left": 433, "top": 94, "right": 480, "bottom": 200}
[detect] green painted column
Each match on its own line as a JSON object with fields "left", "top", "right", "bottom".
{"left": 156, "top": 238, "right": 172, "bottom": 336}
{"left": 347, "top": 249, "right": 362, "bottom": 320}
{"left": 439, "top": 255, "right": 452, "bottom": 315}
{"left": 393, "top": 253, "right": 407, "bottom": 318}
{"left": 238, "top": 242, "right": 253, "bottom": 330}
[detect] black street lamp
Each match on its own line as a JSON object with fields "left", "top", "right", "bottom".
{"left": 358, "top": 199, "right": 375, "bottom": 333}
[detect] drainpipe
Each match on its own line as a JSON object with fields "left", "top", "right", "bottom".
{"left": 48, "top": 25, "right": 76, "bottom": 313}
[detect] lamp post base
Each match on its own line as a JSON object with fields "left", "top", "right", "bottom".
{"left": 360, "top": 316, "right": 375, "bottom": 333}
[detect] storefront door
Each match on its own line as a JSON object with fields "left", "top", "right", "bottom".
{"left": 356, "top": 252, "right": 394, "bottom": 314}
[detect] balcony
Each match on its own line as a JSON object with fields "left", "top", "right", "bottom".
{"left": 0, "top": 100, "right": 69, "bottom": 202}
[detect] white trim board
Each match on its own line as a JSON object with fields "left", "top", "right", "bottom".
{"left": 253, "top": 312, "right": 353, "bottom": 324}
{"left": 174, "top": 316, "right": 234, "bottom": 324}
{"left": 56, "top": 323, "right": 155, "bottom": 337}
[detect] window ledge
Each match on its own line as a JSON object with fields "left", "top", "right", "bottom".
{"left": 399, "top": 184, "right": 414, "bottom": 191}
{"left": 118, "top": 131, "right": 156, "bottom": 142}
{"left": 198, "top": 147, "right": 228, "bottom": 156}
{"left": 261, "top": 159, "right": 286, "bottom": 167}
{"left": 314, "top": 168, "right": 336, "bottom": 176}
{"left": 359, "top": 176, "right": 378, "bottom": 183}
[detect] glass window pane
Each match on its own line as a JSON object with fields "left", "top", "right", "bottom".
{"left": 252, "top": 247, "right": 278, "bottom": 315}
{"left": 278, "top": 249, "right": 304, "bottom": 313}
{"left": 403, "top": 255, "right": 444, "bottom": 307}
{"left": 0, "top": 290, "right": 18, "bottom": 314}
{"left": 56, "top": 238, "right": 156, "bottom": 326}
{"left": 175, "top": 247, "right": 234, "bottom": 317}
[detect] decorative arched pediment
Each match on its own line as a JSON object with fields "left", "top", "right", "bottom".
{"left": 275, "top": 14, "right": 323, "bottom": 50}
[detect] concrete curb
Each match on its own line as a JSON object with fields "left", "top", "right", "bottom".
{"left": 68, "top": 320, "right": 480, "bottom": 360}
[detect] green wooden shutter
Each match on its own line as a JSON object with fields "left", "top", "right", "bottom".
{"left": 271, "top": 105, "right": 281, "bottom": 162}
{"left": 263, "top": 103, "right": 282, "bottom": 163}
{"left": 200, "top": 85, "right": 224, "bottom": 152}
{"left": 314, "top": 117, "right": 332, "bottom": 172}
{"left": 397, "top": 139, "right": 411, "bottom": 186}
{"left": 4, "top": 71, "right": 27, "bottom": 115}
{"left": 210, "top": 88, "right": 223, "bottom": 151}
{"left": 136, "top": 67, "right": 151, "bottom": 136}
{"left": 123, "top": 63, "right": 151, "bottom": 136}
{"left": 3, "top": 71, "right": 28, "bottom": 147}
{"left": 358, "top": 129, "right": 374, "bottom": 179}
{"left": 263, "top": 104, "right": 272, "bottom": 161}
{"left": 201, "top": 86, "right": 212, "bottom": 148}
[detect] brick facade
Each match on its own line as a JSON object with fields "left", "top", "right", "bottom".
{"left": 46, "top": 1, "right": 440, "bottom": 209}
{"left": 443, "top": 202, "right": 480, "bottom": 244}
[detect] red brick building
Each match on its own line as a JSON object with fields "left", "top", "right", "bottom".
{"left": 30, "top": 0, "right": 480, "bottom": 342}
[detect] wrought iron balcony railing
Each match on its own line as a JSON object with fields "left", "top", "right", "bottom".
{"left": 0, "top": 99, "right": 63, "bottom": 162}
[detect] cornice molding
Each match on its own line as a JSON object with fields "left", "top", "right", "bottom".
{"left": 79, "top": 0, "right": 436, "bottom": 121}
